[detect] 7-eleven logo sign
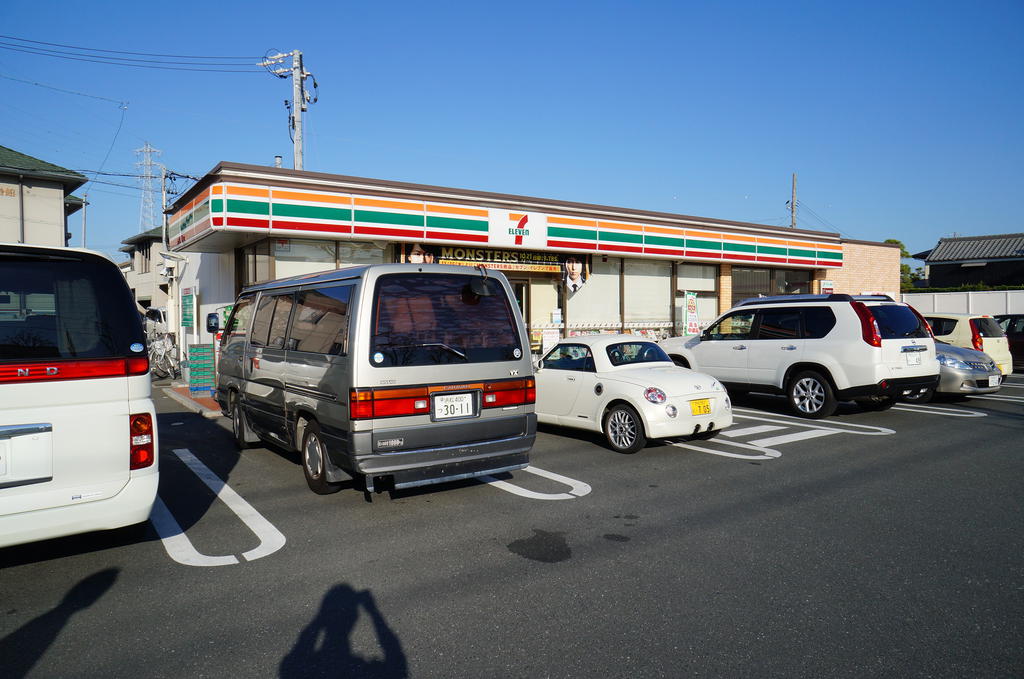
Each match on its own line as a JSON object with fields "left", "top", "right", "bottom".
{"left": 491, "top": 211, "right": 545, "bottom": 249}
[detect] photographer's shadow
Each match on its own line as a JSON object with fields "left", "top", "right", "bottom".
{"left": 280, "top": 584, "right": 407, "bottom": 679}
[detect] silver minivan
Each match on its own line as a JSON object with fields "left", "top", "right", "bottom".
{"left": 1, "top": 243, "right": 158, "bottom": 548}
{"left": 214, "top": 263, "right": 536, "bottom": 496}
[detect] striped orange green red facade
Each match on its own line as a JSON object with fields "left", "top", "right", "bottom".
{"left": 170, "top": 181, "right": 843, "bottom": 269}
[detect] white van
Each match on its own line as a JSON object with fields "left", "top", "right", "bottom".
{"left": 214, "top": 263, "right": 536, "bottom": 496}
{"left": 0, "top": 243, "right": 158, "bottom": 548}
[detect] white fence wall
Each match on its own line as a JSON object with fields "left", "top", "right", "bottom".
{"left": 902, "top": 290, "right": 1024, "bottom": 315}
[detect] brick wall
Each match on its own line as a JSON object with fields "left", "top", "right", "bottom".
{"left": 820, "top": 241, "right": 901, "bottom": 298}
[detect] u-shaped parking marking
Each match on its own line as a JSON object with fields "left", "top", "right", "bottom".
{"left": 150, "top": 448, "right": 286, "bottom": 567}
{"left": 480, "top": 465, "right": 592, "bottom": 500}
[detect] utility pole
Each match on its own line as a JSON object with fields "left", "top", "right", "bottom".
{"left": 81, "top": 193, "right": 88, "bottom": 247}
{"left": 790, "top": 173, "right": 797, "bottom": 228}
{"left": 261, "top": 50, "right": 318, "bottom": 170}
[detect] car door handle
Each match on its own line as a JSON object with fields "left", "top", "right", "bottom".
{"left": 732, "top": 345, "right": 747, "bottom": 350}
{"left": 781, "top": 345, "right": 797, "bottom": 351}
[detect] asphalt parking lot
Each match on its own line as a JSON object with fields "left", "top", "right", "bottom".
{"left": 3, "top": 376, "right": 1023, "bottom": 678}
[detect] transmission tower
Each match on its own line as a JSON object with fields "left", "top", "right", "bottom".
{"left": 135, "top": 142, "right": 162, "bottom": 233}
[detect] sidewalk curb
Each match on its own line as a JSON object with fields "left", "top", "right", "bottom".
{"left": 163, "top": 387, "right": 223, "bottom": 419}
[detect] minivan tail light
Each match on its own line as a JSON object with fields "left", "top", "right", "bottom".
{"left": 129, "top": 413, "right": 155, "bottom": 469}
{"left": 968, "top": 319, "right": 984, "bottom": 351}
{"left": 349, "top": 387, "right": 431, "bottom": 419}
{"left": 127, "top": 357, "right": 150, "bottom": 375}
{"left": 850, "top": 302, "right": 882, "bottom": 347}
{"left": 482, "top": 377, "right": 536, "bottom": 408}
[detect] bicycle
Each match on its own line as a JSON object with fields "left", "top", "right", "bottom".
{"left": 148, "top": 333, "right": 180, "bottom": 379}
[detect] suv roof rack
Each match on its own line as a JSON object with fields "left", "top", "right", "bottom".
{"left": 734, "top": 293, "right": 895, "bottom": 307}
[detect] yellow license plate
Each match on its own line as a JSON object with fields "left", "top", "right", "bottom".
{"left": 690, "top": 398, "right": 711, "bottom": 416}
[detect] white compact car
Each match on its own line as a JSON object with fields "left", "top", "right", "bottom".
{"left": 0, "top": 243, "right": 158, "bottom": 549}
{"left": 923, "top": 313, "right": 1013, "bottom": 376}
{"left": 534, "top": 335, "right": 732, "bottom": 453}
{"left": 660, "top": 294, "right": 939, "bottom": 419}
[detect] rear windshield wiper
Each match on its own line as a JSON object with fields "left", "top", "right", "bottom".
{"left": 376, "top": 342, "right": 466, "bottom": 359}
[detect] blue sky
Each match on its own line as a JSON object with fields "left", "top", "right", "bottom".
{"left": 3, "top": 1, "right": 1021, "bottom": 263}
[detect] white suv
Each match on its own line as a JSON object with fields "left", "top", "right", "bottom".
{"left": 660, "top": 294, "right": 939, "bottom": 418}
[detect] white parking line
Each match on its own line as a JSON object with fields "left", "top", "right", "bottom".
{"left": 669, "top": 438, "right": 783, "bottom": 460}
{"left": 892, "top": 404, "right": 987, "bottom": 417}
{"left": 480, "top": 465, "right": 592, "bottom": 500}
{"left": 969, "top": 393, "right": 1024, "bottom": 403}
{"left": 731, "top": 408, "right": 896, "bottom": 436}
{"left": 151, "top": 448, "right": 287, "bottom": 567}
{"left": 721, "top": 425, "right": 785, "bottom": 438}
{"left": 748, "top": 429, "right": 839, "bottom": 447}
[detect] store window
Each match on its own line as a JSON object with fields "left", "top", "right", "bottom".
{"left": 240, "top": 240, "right": 274, "bottom": 287}
{"left": 339, "top": 241, "right": 386, "bottom": 266}
{"left": 624, "top": 259, "right": 671, "bottom": 336}
{"left": 566, "top": 256, "right": 620, "bottom": 331}
{"left": 731, "top": 267, "right": 812, "bottom": 306}
{"left": 274, "top": 239, "right": 337, "bottom": 278}
{"left": 675, "top": 263, "right": 719, "bottom": 332}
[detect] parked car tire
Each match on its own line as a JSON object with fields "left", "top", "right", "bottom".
{"left": 787, "top": 370, "right": 837, "bottom": 419}
{"left": 301, "top": 420, "right": 342, "bottom": 495}
{"left": 231, "top": 392, "right": 257, "bottom": 450}
{"left": 603, "top": 403, "right": 647, "bottom": 454}
{"left": 900, "top": 387, "right": 934, "bottom": 404}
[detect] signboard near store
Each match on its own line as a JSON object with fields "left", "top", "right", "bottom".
{"left": 684, "top": 291, "right": 701, "bottom": 335}
{"left": 181, "top": 293, "right": 195, "bottom": 330}
{"left": 820, "top": 280, "right": 835, "bottom": 294}
{"left": 394, "top": 242, "right": 591, "bottom": 275}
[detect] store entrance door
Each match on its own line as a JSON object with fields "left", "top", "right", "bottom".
{"left": 509, "top": 279, "right": 529, "bottom": 320}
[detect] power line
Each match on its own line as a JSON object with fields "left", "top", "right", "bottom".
{"left": 0, "top": 34, "right": 260, "bottom": 60}
{"left": 0, "top": 45, "right": 264, "bottom": 73}
{"left": 0, "top": 72, "right": 126, "bottom": 104}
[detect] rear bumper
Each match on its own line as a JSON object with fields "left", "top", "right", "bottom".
{"left": 838, "top": 374, "right": 940, "bottom": 400}
{"left": 0, "top": 472, "right": 158, "bottom": 549}
{"left": 347, "top": 413, "right": 536, "bottom": 490}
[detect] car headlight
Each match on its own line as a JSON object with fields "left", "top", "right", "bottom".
{"left": 937, "top": 354, "right": 969, "bottom": 370}
{"left": 644, "top": 387, "right": 667, "bottom": 403}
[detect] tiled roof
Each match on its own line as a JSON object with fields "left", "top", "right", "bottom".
{"left": 917, "top": 233, "right": 1024, "bottom": 262}
{"left": 0, "top": 146, "right": 87, "bottom": 187}
{"left": 120, "top": 226, "right": 164, "bottom": 246}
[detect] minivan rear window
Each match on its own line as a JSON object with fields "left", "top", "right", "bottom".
{"left": 370, "top": 273, "right": 522, "bottom": 367}
{"left": 0, "top": 251, "right": 145, "bottom": 361}
{"left": 871, "top": 305, "right": 931, "bottom": 340}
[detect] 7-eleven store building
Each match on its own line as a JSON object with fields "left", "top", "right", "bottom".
{"left": 168, "top": 162, "right": 899, "bottom": 354}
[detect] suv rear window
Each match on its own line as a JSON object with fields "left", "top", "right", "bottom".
{"left": 370, "top": 273, "right": 522, "bottom": 367}
{"left": 0, "top": 250, "right": 145, "bottom": 361}
{"left": 871, "top": 304, "right": 931, "bottom": 340}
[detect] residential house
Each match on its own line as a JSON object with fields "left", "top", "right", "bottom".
{"left": 0, "top": 145, "right": 86, "bottom": 246}
{"left": 913, "top": 233, "right": 1024, "bottom": 287}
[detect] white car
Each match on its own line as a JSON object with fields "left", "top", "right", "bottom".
{"left": 660, "top": 294, "right": 939, "bottom": 419}
{"left": 534, "top": 335, "right": 732, "bottom": 453}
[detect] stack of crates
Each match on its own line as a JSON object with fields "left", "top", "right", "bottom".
{"left": 187, "top": 344, "right": 216, "bottom": 398}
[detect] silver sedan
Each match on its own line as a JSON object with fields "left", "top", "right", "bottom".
{"left": 902, "top": 341, "right": 1002, "bottom": 403}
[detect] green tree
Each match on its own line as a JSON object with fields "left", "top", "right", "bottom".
{"left": 885, "top": 239, "right": 924, "bottom": 291}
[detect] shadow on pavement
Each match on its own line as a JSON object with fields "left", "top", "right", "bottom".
{"left": 279, "top": 583, "right": 407, "bottom": 679}
{"left": 0, "top": 568, "right": 118, "bottom": 679}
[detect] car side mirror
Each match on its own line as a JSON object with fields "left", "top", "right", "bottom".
{"left": 206, "top": 313, "right": 220, "bottom": 334}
